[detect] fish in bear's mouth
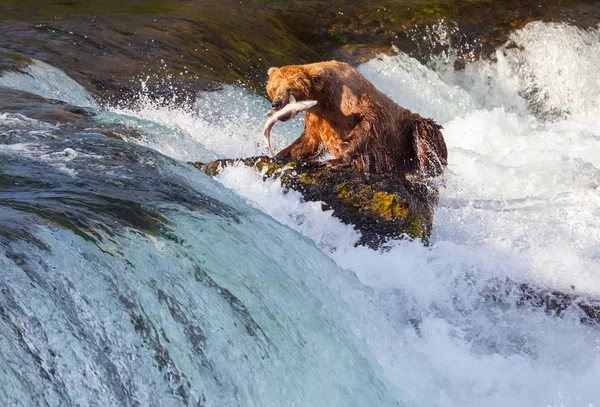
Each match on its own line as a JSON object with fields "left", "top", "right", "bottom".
{"left": 271, "top": 95, "right": 300, "bottom": 121}
{"left": 263, "top": 96, "right": 318, "bottom": 155}
{"left": 277, "top": 111, "right": 293, "bottom": 122}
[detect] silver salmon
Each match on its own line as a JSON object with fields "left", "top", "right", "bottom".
{"left": 263, "top": 97, "right": 317, "bottom": 156}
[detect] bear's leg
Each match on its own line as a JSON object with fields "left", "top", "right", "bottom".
{"left": 335, "top": 120, "right": 373, "bottom": 169}
{"left": 324, "top": 157, "right": 352, "bottom": 169}
{"left": 276, "top": 130, "right": 321, "bottom": 160}
{"left": 410, "top": 119, "right": 448, "bottom": 177}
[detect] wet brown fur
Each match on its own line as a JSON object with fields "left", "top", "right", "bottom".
{"left": 266, "top": 61, "right": 448, "bottom": 180}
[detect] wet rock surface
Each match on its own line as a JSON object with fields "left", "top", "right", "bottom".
{"left": 516, "top": 283, "right": 600, "bottom": 325}
{"left": 192, "top": 156, "right": 440, "bottom": 248}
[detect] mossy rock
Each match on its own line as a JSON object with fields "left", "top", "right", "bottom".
{"left": 367, "top": 191, "right": 409, "bottom": 220}
{"left": 191, "top": 156, "right": 439, "bottom": 248}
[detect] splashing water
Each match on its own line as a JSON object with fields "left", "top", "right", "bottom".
{"left": 1, "top": 21, "right": 600, "bottom": 406}
{"left": 96, "top": 84, "right": 304, "bottom": 163}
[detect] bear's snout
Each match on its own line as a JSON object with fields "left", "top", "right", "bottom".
{"left": 271, "top": 99, "right": 284, "bottom": 110}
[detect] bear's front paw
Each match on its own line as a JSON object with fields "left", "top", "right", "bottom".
{"left": 324, "top": 158, "right": 350, "bottom": 169}
{"left": 275, "top": 150, "right": 291, "bottom": 160}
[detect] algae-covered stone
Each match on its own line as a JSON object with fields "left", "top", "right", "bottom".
{"left": 255, "top": 160, "right": 282, "bottom": 177}
{"left": 192, "top": 156, "right": 440, "bottom": 248}
{"left": 367, "top": 191, "right": 409, "bottom": 220}
{"left": 299, "top": 173, "right": 313, "bottom": 185}
{"left": 336, "top": 182, "right": 360, "bottom": 210}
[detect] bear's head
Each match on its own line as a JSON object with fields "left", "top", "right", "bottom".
{"left": 266, "top": 66, "right": 320, "bottom": 116}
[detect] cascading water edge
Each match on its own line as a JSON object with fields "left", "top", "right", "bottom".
{"left": 0, "top": 115, "right": 413, "bottom": 406}
{"left": 0, "top": 17, "right": 599, "bottom": 407}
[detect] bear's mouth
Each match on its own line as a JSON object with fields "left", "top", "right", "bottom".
{"left": 271, "top": 101, "right": 287, "bottom": 112}
{"left": 271, "top": 94, "right": 299, "bottom": 115}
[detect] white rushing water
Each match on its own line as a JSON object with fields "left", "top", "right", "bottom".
{"left": 1, "top": 20, "right": 600, "bottom": 406}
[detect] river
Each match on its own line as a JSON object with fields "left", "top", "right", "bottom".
{"left": 1, "top": 2, "right": 599, "bottom": 406}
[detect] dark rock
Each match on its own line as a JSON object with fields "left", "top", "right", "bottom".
{"left": 192, "top": 156, "right": 441, "bottom": 248}
{"left": 516, "top": 283, "right": 600, "bottom": 325}
{"left": 0, "top": 51, "right": 32, "bottom": 74}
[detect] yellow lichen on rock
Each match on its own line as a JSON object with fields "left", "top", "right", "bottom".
{"left": 255, "top": 160, "right": 282, "bottom": 177}
{"left": 367, "top": 191, "right": 408, "bottom": 220}
{"left": 337, "top": 182, "right": 353, "bottom": 200}
{"left": 299, "top": 173, "right": 313, "bottom": 184}
{"left": 336, "top": 182, "right": 361, "bottom": 209}
{"left": 405, "top": 216, "right": 428, "bottom": 243}
{"left": 202, "top": 161, "right": 223, "bottom": 177}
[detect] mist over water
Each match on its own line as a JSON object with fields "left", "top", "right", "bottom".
{"left": 1, "top": 20, "right": 600, "bottom": 406}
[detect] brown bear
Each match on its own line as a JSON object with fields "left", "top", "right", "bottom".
{"left": 266, "top": 61, "right": 448, "bottom": 180}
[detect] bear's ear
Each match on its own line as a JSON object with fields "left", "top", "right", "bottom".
{"left": 268, "top": 67, "right": 279, "bottom": 76}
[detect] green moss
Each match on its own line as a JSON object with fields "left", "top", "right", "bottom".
{"left": 405, "top": 217, "right": 424, "bottom": 237}
{"left": 337, "top": 182, "right": 361, "bottom": 209}
{"left": 203, "top": 161, "right": 223, "bottom": 177}
{"left": 299, "top": 173, "right": 313, "bottom": 184}
{"left": 404, "top": 216, "right": 429, "bottom": 245}
{"left": 421, "top": 5, "right": 446, "bottom": 17}
{"left": 337, "top": 182, "right": 353, "bottom": 200}
{"left": 255, "top": 160, "right": 282, "bottom": 177}
{"left": 367, "top": 191, "right": 408, "bottom": 220}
